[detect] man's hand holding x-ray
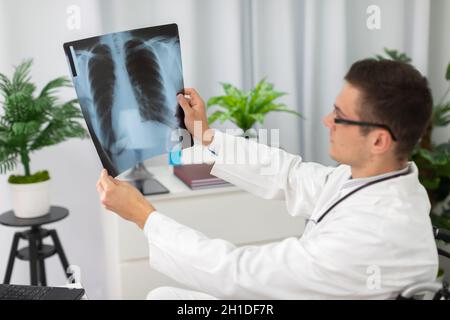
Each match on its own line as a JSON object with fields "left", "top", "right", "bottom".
{"left": 96, "top": 88, "right": 212, "bottom": 229}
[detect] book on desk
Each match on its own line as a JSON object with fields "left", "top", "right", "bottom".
{"left": 173, "top": 163, "right": 232, "bottom": 190}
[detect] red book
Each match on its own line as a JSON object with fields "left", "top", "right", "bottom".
{"left": 173, "top": 163, "right": 231, "bottom": 190}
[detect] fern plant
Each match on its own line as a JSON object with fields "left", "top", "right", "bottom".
{"left": 375, "top": 48, "right": 450, "bottom": 228}
{"left": 0, "top": 59, "right": 88, "bottom": 183}
{"left": 207, "top": 78, "right": 302, "bottom": 133}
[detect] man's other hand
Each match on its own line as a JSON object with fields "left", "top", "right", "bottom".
{"left": 96, "top": 169, "right": 155, "bottom": 229}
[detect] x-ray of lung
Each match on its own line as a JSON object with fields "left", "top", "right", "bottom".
{"left": 63, "top": 24, "right": 188, "bottom": 177}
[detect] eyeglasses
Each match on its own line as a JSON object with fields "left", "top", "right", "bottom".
{"left": 334, "top": 117, "right": 397, "bottom": 141}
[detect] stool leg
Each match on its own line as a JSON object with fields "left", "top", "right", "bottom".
{"left": 48, "top": 230, "right": 71, "bottom": 280}
{"left": 3, "top": 232, "right": 20, "bottom": 284}
{"left": 38, "top": 260, "right": 47, "bottom": 286}
{"left": 36, "top": 237, "right": 47, "bottom": 286}
{"left": 28, "top": 232, "right": 39, "bottom": 286}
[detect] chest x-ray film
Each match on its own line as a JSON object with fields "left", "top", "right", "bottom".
{"left": 63, "top": 24, "right": 189, "bottom": 177}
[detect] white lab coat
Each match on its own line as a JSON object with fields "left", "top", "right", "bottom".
{"left": 143, "top": 131, "right": 438, "bottom": 299}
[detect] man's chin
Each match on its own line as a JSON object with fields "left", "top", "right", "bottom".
{"left": 328, "top": 150, "right": 341, "bottom": 163}
{"left": 328, "top": 147, "right": 336, "bottom": 160}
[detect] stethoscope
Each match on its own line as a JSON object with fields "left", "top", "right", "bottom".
{"left": 306, "top": 170, "right": 411, "bottom": 226}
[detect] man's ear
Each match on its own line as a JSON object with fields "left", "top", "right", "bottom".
{"left": 371, "top": 130, "right": 392, "bottom": 155}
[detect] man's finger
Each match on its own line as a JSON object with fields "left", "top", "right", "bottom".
{"left": 177, "top": 94, "right": 193, "bottom": 115}
{"left": 97, "top": 172, "right": 107, "bottom": 191}
{"left": 184, "top": 88, "right": 201, "bottom": 104}
{"left": 106, "top": 173, "right": 118, "bottom": 186}
{"left": 96, "top": 182, "right": 104, "bottom": 194}
{"left": 184, "top": 88, "right": 198, "bottom": 97}
{"left": 100, "top": 169, "right": 115, "bottom": 189}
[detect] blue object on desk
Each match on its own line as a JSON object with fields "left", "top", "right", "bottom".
{"left": 169, "top": 149, "right": 182, "bottom": 166}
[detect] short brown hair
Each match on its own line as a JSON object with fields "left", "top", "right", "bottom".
{"left": 344, "top": 59, "right": 433, "bottom": 160}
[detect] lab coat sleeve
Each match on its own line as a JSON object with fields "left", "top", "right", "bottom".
{"left": 144, "top": 211, "right": 386, "bottom": 299}
{"left": 209, "top": 130, "right": 336, "bottom": 218}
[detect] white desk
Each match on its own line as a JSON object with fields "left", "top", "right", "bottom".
{"left": 113, "top": 164, "right": 306, "bottom": 299}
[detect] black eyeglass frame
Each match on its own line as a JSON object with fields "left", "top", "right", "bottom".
{"left": 333, "top": 118, "right": 397, "bottom": 141}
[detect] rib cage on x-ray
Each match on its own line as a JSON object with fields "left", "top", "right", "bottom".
{"left": 87, "top": 38, "right": 176, "bottom": 158}
{"left": 64, "top": 24, "right": 185, "bottom": 177}
{"left": 88, "top": 44, "right": 117, "bottom": 161}
{"left": 125, "top": 39, "right": 173, "bottom": 126}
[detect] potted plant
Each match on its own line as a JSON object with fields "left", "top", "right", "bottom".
{"left": 207, "top": 78, "right": 302, "bottom": 137}
{"left": 0, "top": 59, "right": 88, "bottom": 218}
{"left": 374, "top": 49, "right": 450, "bottom": 228}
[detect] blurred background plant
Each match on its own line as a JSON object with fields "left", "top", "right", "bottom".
{"left": 375, "top": 48, "right": 450, "bottom": 230}
{"left": 0, "top": 59, "right": 88, "bottom": 182}
{"left": 207, "top": 78, "right": 302, "bottom": 134}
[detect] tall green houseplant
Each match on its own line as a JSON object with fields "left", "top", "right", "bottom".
{"left": 0, "top": 59, "right": 88, "bottom": 182}
{"left": 375, "top": 48, "right": 450, "bottom": 229}
{"left": 207, "top": 78, "right": 302, "bottom": 133}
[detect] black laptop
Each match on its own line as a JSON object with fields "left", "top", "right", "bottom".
{"left": 0, "top": 284, "right": 85, "bottom": 300}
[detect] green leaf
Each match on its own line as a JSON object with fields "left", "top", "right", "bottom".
{"left": 271, "top": 107, "right": 304, "bottom": 118}
{"left": 12, "top": 59, "right": 33, "bottom": 88}
{"left": 375, "top": 48, "right": 412, "bottom": 64}
{"left": 418, "top": 148, "right": 450, "bottom": 166}
{"left": 249, "top": 113, "right": 265, "bottom": 124}
{"left": 39, "top": 76, "right": 71, "bottom": 98}
{"left": 446, "top": 62, "right": 450, "bottom": 81}
{"left": 250, "top": 91, "right": 286, "bottom": 114}
{"left": 432, "top": 102, "right": 450, "bottom": 127}
{"left": 221, "top": 82, "right": 245, "bottom": 100}
{"left": 0, "top": 72, "right": 13, "bottom": 96}
{"left": 431, "top": 213, "right": 450, "bottom": 231}
{"left": 207, "top": 95, "right": 244, "bottom": 112}
{"left": 0, "top": 148, "right": 18, "bottom": 174}
{"left": 11, "top": 121, "right": 41, "bottom": 135}
{"left": 208, "top": 110, "right": 227, "bottom": 124}
{"left": 421, "top": 177, "right": 441, "bottom": 190}
{"left": 207, "top": 96, "right": 224, "bottom": 108}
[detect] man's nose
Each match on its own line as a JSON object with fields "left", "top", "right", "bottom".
{"left": 323, "top": 113, "right": 333, "bottom": 128}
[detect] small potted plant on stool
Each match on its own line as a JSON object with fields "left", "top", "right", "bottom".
{"left": 0, "top": 59, "right": 88, "bottom": 218}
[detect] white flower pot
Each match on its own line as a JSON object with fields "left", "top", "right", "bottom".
{"left": 9, "top": 179, "right": 51, "bottom": 219}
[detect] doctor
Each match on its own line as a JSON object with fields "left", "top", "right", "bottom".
{"left": 96, "top": 59, "right": 439, "bottom": 299}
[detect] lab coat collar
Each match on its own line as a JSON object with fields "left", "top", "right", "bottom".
{"left": 341, "top": 162, "right": 412, "bottom": 190}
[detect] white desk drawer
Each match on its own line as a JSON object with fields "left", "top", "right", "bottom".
{"left": 118, "top": 190, "right": 305, "bottom": 261}
{"left": 120, "top": 259, "right": 188, "bottom": 300}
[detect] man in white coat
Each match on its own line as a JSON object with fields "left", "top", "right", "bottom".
{"left": 96, "top": 59, "right": 439, "bottom": 299}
